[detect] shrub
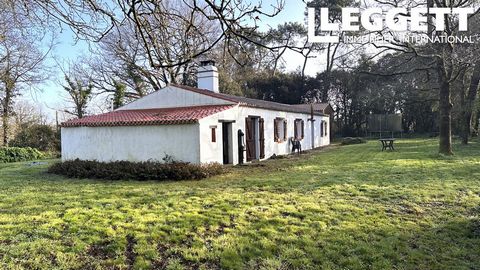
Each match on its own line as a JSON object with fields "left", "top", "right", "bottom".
{"left": 10, "top": 124, "right": 60, "bottom": 152}
{"left": 48, "top": 159, "right": 225, "bottom": 181}
{"left": 0, "top": 147, "right": 45, "bottom": 163}
{"left": 341, "top": 137, "right": 367, "bottom": 145}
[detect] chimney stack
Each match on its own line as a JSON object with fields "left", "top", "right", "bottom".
{"left": 197, "top": 60, "right": 219, "bottom": 93}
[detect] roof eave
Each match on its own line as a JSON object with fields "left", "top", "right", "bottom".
{"left": 61, "top": 119, "right": 199, "bottom": 128}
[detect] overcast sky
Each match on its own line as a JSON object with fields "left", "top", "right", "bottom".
{"left": 24, "top": 0, "right": 327, "bottom": 122}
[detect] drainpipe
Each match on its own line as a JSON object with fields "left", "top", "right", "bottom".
{"left": 309, "top": 104, "right": 315, "bottom": 149}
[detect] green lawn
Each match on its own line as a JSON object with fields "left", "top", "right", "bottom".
{"left": 0, "top": 139, "right": 479, "bottom": 270}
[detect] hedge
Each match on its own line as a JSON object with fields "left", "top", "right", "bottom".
{"left": 0, "top": 147, "right": 45, "bottom": 163}
{"left": 341, "top": 137, "right": 367, "bottom": 145}
{"left": 48, "top": 159, "right": 225, "bottom": 181}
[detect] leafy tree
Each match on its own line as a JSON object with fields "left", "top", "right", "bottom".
{"left": 10, "top": 124, "right": 58, "bottom": 151}
{"left": 245, "top": 72, "right": 309, "bottom": 104}
{"left": 62, "top": 75, "right": 93, "bottom": 119}
{"left": 112, "top": 81, "right": 126, "bottom": 109}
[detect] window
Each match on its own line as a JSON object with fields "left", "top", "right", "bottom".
{"left": 320, "top": 121, "right": 324, "bottom": 137}
{"left": 324, "top": 121, "right": 328, "bottom": 137}
{"left": 274, "top": 118, "right": 287, "bottom": 142}
{"left": 211, "top": 126, "right": 216, "bottom": 142}
{"left": 294, "top": 119, "right": 304, "bottom": 140}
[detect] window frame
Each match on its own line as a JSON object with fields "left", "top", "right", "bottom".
{"left": 294, "top": 119, "right": 304, "bottom": 140}
{"left": 274, "top": 118, "right": 287, "bottom": 143}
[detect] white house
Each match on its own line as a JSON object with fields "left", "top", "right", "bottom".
{"left": 61, "top": 61, "right": 330, "bottom": 165}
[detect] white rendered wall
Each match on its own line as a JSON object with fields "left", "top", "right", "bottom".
{"left": 118, "top": 86, "right": 233, "bottom": 110}
{"left": 200, "top": 106, "right": 330, "bottom": 165}
{"left": 197, "top": 65, "right": 219, "bottom": 93}
{"left": 61, "top": 124, "right": 201, "bottom": 163}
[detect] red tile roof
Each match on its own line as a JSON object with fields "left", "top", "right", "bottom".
{"left": 62, "top": 105, "right": 234, "bottom": 127}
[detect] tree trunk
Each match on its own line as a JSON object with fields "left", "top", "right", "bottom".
{"left": 473, "top": 109, "right": 479, "bottom": 137}
{"left": 2, "top": 89, "right": 11, "bottom": 146}
{"left": 437, "top": 61, "right": 453, "bottom": 155}
{"left": 2, "top": 110, "right": 8, "bottom": 146}
{"left": 461, "top": 63, "right": 480, "bottom": 144}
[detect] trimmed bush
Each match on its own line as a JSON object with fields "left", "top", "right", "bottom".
{"left": 341, "top": 137, "right": 367, "bottom": 145}
{"left": 0, "top": 147, "right": 45, "bottom": 163}
{"left": 48, "top": 159, "right": 225, "bottom": 181}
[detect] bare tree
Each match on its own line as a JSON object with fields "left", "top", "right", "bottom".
{"left": 87, "top": 26, "right": 157, "bottom": 100}
{"left": 18, "top": 0, "right": 289, "bottom": 69}
{"left": 361, "top": 0, "right": 480, "bottom": 154}
{"left": 0, "top": 3, "right": 51, "bottom": 145}
{"left": 458, "top": 61, "right": 480, "bottom": 144}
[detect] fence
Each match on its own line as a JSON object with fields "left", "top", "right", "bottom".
{"left": 367, "top": 114, "right": 403, "bottom": 138}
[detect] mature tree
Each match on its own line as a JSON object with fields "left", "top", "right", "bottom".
{"left": 299, "top": 0, "right": 360, "bottom": 101}
{"left": 20, "top": 0, "right": 288, "bottom": 70}
{"left": 457, "top": 16, "right": 480, "bottom": 144}
{"left": 265, "top": 22, "right": 307, "bottom": 76}
{"left": 86, "top": 28, "right": 156, "bottom": 99}
{"left": 12, "top": 101, "right": 47, "bottom": 129}
{"left": 473, "top": 98, "right": 480, "bottom": 136}
{"left": 454, "top": 62, "right": 480, "bottom": 144}
{"left": 81, "top": 1, "right": 287, "bottom": 104}
{"left": 0, "top": 2, "right": 51, "bottom": 145}
{"left": 62, "top": 75, "right": 94, "bottom": 119}
{"left": 364, "top": 0, "right": 480, "bottom": 154}
{"left": 212, "top": 28, "right": 282, "bottom": 96}
{"left": 112, "top": 81, "right": 126, "bottom": 109}
{"left": 245, "top": 72, "right": 307, "bottom": 104}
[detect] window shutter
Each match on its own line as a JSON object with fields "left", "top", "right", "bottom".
{"left": 211, "top": 127, "right": 216, "bottom": 142}
{"left": 283, "top": 120, "right": 287, "bottom": 141}
{"left": 246, "top": 118, "right": 254, "bottom": 161}
{"left": 274, "top": 119, "right": 278, "bottom": 141}
{"left": 259, "top": 118, "right": 265, "bottom": 159}
{"left": 301, "top": 120, "right": 305, "bottom": 139}
{"left": 294, "top": 120, "right": 298, "bottom": 139}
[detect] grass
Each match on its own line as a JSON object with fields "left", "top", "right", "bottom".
{"left": 0, "top": 139, "right": 479, "bottom": 269}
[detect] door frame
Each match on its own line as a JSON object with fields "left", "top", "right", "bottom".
{"left": 309, "top": 119, "right": 315, "bottom": 149}
{"left": 222, "top": 122, "right": 233, "bottom": 164}
{"left": 245, "top": 116, "right": 265, "bottom": 161}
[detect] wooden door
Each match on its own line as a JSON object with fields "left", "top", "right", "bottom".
{"left": 222, "top": 123, "right": 230, "bottom": 164}
{"left": 245, "top": 117, "right": 255, "bottom": 161}
{"left": 259, "top": 118, "right": 265, "bottom": 159}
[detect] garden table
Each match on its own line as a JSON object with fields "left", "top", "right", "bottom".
{"left": 379, "top": 138, "right": 395, "bottom": 151}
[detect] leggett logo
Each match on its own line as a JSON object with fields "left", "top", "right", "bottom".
{"left": 308, "top": 7, "right": 475, "bottom": 43}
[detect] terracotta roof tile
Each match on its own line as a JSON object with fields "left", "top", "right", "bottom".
{"left": 61, "top": 105, "right": 234, "bottom": 127}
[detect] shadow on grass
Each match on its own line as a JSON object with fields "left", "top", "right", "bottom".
{"left": 69, "top": 201, "right": 480, "bottom": 269}
{"left": 0, "top": 138, "right": 479, "bottom": 269}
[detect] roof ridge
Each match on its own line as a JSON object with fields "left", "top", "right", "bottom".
{"left": 169, "top": 84, "right": 325, "bottom": 116}
{"left": 116, "top": 104, "right": 234, "bottom": 112}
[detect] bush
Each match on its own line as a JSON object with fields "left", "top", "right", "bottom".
{"left": 0, "top": 147, "right": 45, "bottom": 163}
{"left": 48, "top": 159, "right": 225, "bottom": 181}
{"left": 10, "top": 124, "right": 60, "bottom": 152}
{"left": 341, "top": 137, "right": 367, "bottom": 145}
